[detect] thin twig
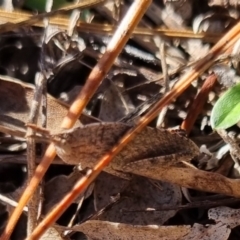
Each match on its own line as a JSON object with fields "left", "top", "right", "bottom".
{"left": 26, "top": 73, "right": 44, "bottom": 235}
{"left": 0, "top": 154, "right": 65, "bottom": 165}
{"left": 180, "top": 44, "right": 234, "bottom": 135}
{"left": 26, "top": 0, "right": 54, "bottom": 233}
{"left": 0, "top": 8, "right": 220, "bottom": 42}
{"left": 60, "top": 1, "right": 152, "bottom": 128}
{"left": 1, "top": 1, "right": 152, "bottom": 239}
{"left": 28, "top": 18, "right": 240, "bottom": 240}
{"left": 122, "top": 197, "right": 240, "bottom": 212}
{"left": 0, "top": 194, "right": 28, "bottom": 212}
{"left": 154, "top": 37, "right": 169, "bottom": 127}
{"left": 181, "top": 73, "right": 217, "bottom": 134}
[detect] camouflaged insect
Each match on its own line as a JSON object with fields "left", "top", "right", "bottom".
{"left": 49, "top": 122, "right": 199, "bottom": 179}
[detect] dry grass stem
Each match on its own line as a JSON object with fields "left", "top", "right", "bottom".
{"left": 181, "top": 73, "right": 217, "bottom": 135}
{"left": 155, "top": 38, "right": 169, "bottom": 128}
{"left": 26, "top": 74, "right": 45, "bottom": 235}
{"left": 0, "top": 8, "right": 220, "bottom": 41}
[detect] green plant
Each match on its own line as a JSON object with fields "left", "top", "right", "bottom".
{"left": 211, "top": 83, "right": 240, "bottom": 129}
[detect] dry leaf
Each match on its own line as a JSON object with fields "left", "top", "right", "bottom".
{"left": 97, "top": 176, "right": 182, "bottom": 225}
{"left": 59, "top": 85, "right": 83, "bottom": 105}
{"left": 40, "top": 226, "right": 68, "bottom": 240}
{"left": 208, "top": 0, "right": 240, "bottom": 7}
{"left": 123, "top": 161, "right": 240, "bottom": 197}
{"left": 181, "top": 39, "right": 210, "bottom": 61}
{"left": 162, "top": 4, "right": 187, "bottom": 30}
{"left": 98, "top": 83, "right": 134, "bottom": 122}
{"left": 43, "top": 169, "right": 94, "bottom": 214}
{"left": 0, "top": 76, "right": 98, "bottom": 138}
{"left": 94, "top": 172, "right": 129, "bottom": 210}
{"left": 208, "top": 206, "right": 240, "bottom": 228}
{"left": 183, "top": 222, "right": 230, "bottom": 240}
{"left": 72, "top": 220, "right": 191, "bottom": 240}
{"left": 211, "top": 64, "right": 239, "bottom": 88}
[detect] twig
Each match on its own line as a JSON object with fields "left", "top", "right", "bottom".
{"left": 28, "top": 17, "right": 240, "bottom": 240}
{"left": 60, "top": 0, "right": 151, "bottom": 128}
{"left": 154, "top": 37, "right": 169, "bottom": 127}
{"left": 120, "top": 92, "right": 162, "bottom": 124}
{"left": 181, "top": 73, "right": 217, "bottom": 134}
{"left": 1, "top": 0, "right": 151, "bottom": 239}
{"left": 26, "top": 73, "right": 44, "bottom": 235}
{"left": 0, "top": 154, "right": 64, "bottom": 165}
{"left": 26, "top": 0, "right": 54, "bottom": 231}
{"left": 122, "top": 197, "right": 240, "bottom": 212}
{"left": 0, "top": 194, "right": 28, "bottom": 212}
{"left": 180, "top": 44, "right": 234, "bottom": 134}
{"left": 0, "top": 8, "right": 220, "bottom": 42}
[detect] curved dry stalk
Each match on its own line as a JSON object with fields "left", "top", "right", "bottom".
{"left": 181, "top": 46, "right": 234, "bottom": 134}
{"left": 28, "top": 20, "right": 240, "bottom": 239}
{"left": 0, "top": 0, "right": 152, "bottom": 239}
{"left": 181, "top": 73, "right": 217, "bottom": 135}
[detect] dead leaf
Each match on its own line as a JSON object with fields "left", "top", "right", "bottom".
{"left": 40, "top": 226, "right": 68, "bottom": 240}
{"left": 123, "top": 161, "right": 240, "bottom": 197}
{"left": 98, "top": 83, "right": 134, "bottom": 121}
{"left": 94, "top": 172, "right": 129, "bottom": 210}
{"left": 97, "top": 176, "right": 182, "bottom": 225}
{"left": 43, "top": 169, "right": 94, "bottom": 214}
{"left": 183, "top": 222, "right": 230, "bottom": 240}
{"left": 0, "top": 76, "right": 98, "bottom": 138}
{"left": 59, "top": 85, "right": 83, "bottom": 105}
{"left": 208, "top": 206, "right": 240, "bottom": 228}
{"left": 72, "top": 220, "right": 191, "bottom": 240}
{"left": 181, "top": 39, "right": 210, "bottom": 61}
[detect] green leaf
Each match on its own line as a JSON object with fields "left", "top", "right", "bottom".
{"left": 24, "top": 0, "right": 68, "bottom": 12}
{"left": 211, "top": 83, "right": 240, "bottom": 129}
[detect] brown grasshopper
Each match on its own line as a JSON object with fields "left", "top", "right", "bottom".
{"left": 27, "top": 122, "right": 199, "bottom": 179}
